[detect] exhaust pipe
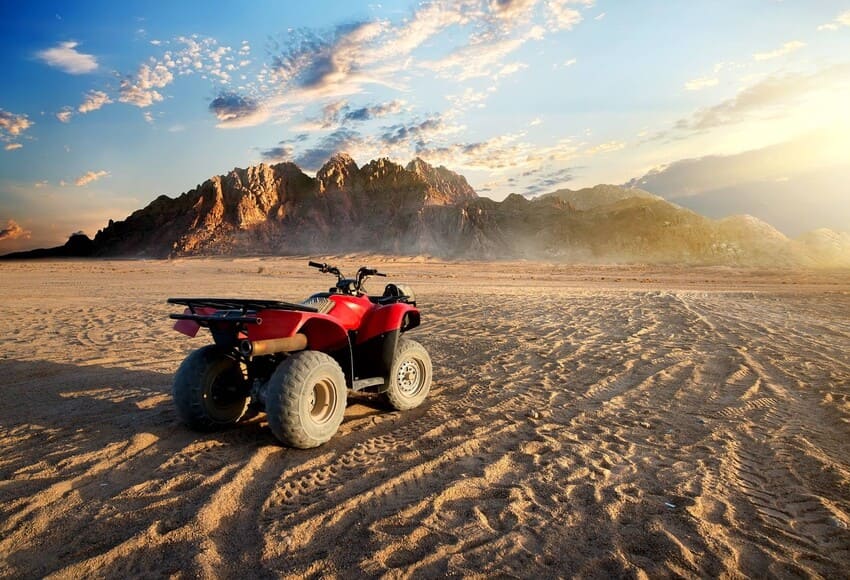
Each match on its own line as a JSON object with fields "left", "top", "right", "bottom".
{"left": 240, "top": 333, "right": 308, "bottom": 357}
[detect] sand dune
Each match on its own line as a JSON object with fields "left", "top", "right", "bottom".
{"left": 1, "top": 259, "right": 849, "bottom": 577}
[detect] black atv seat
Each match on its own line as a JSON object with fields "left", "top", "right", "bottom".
{"left": 369, "top": 295, "right": 411, "bottom": 305}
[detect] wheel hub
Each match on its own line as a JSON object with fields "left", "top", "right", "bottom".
{"left": 309, "top": 378, "right": 336, "bottom": 424}
{"left": 397, "top": 360, "right": 421, "bottom": 396}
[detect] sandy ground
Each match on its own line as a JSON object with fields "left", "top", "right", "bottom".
{"left": 1, "top": 257, "right": 849, "bottom": 578}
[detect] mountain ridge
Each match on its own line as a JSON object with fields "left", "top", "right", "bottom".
{"left": 2, "top": 154, "right": 848, "bottom": 267}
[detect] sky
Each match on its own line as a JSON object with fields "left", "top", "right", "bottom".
{"left": 1, "top": 0, "right": 849, "bottom": 251}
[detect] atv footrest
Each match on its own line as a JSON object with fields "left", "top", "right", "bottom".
{"left": 352, "top": 377, "right": 385, "bottom": 391}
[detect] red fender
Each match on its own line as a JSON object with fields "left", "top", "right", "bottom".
{"left": 245, "top": 310, "right": 349, "bottom": 352}
{"left": 298, "top": 317, "right": 350, "bottom": 351}
{"left": 357, "top": 303, "right": 420, "bottom": 344}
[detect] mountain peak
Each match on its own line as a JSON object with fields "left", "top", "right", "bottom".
{"left": 405, "top": 157, "right": 477, "bottom": 206}
{"left": 317, "top": 152, "right": 359, "bottom": 193}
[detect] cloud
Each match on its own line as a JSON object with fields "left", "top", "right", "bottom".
{"left": 0, "top": 109, "right": 33, "bottom": 139}
{"left": 210, "top": 0, "right": 596, "bottom": 130}
{"left": 752, "top": 40, "right": 805, "bottom": 61}
{"left": 260, "top": 133, "right": 309, "bottom": 163}
{"left": 625, "top": 131, "right": 850, "bottom": 236}
{"left": 421, "top": 25, "right": 544, "bottom": 81}
{"left": 293, "top": 99, "right": 406, "bottom": 132}
{"left": 818, "top": 9, "right": 850, "bottom": 31}
{"left": 5, "top": 143, "right": 23, "bottom": 151}
{"left": 547, "top": 0, "right": 583, "bottom": 30}
{"left": 522, "top": 166, "right": 575, "bottom": 196}
{"left": 260, "top": 143, "right": 295, "bottom": 163}
{"left": 78, "top": 90, "right": 112, "bottom": 113}
{"left": 684, "top": 76, "right": 719, "bottom": 91}
{"left": 56, "top": 108, "right": 73, "bottom": 123}
{"left": 415, "top": 132, "right": 577, "bottom": 172}
{"left": 209, "top": 91, "right": 263, "bottom": 123}
{"left": 343, "top": 100, "right": 405, "bottom": 122}
{"left": 75, "top": 170, "right": 109, "bottom": 186}
{"left": 213, "top": 2, "right": 536, "bottom": 128}
{"left": 584, "top": 140, "right": 625, "bottom": 155}
{"left": 627, "top": 129, "right": 848, "bottom": 198}
{"left": 0, "top": 219, "right": 31, "bottom": 242}
{"left": 294, "top": 128, "right": 363, "bottom": 170}
{"left": 36, "top": 41, "right": 98, "bottom": 74}
{"left": 381, "top": 117, "right": 447, "bottom": 146}
{"left": 269, "top": 21, "right": 387, "bottom": 94}
{"left": 119, "top": 63, "right": 174, "bottom": 107}
{"left": 671, "top": 64, "right": 850, "bottom": 133}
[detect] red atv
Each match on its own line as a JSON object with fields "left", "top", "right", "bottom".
{"left": 167, "top": 261, "right": 431, "bottom": 448}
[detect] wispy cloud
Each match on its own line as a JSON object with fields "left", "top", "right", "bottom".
{"left": 78, "top": 90, "right": 112, "bottom": 113}
{"left": 296, "top": 99, "right": 407, "bottom": 130}
{"left": 584, "top": 140, "right": 625, "bottom": 155}
{"left": 209, "top": 92, "right": 264, "bottom": 123}
{"left": 215, "top": 0, "right": 593, "bottom": 129}
{"left": 521, "top": 166, "right": 575, "bottom": 196}
{"left": 4, "top": 143, "right": 23, "bottom": 151}
{"left": 818, "top": 9, "right": 850, "bottom": 31}
{"left": 381, "top": 117, "right": 451, "bottom": 146}
{"left": 36, "top": 41, "right": 98, "bottom": 74}
{"left": 343, "top": 100, "right": 405, "bottom": 122}
{"left": 422, "top": 25, "right": 544, "bottom": 80}
{"left": 0, "top": 219, "right": 31, "bottom": 242}
{"left": 293, "top": 128, "right": 364, "bottom": 170}
{"left": 0, "top": 109, "right": 33, "bottom": 140}
{"left": 752, "top": 40, "right": 805, "bottom": 61}
{"left": 684, "top": 76, "right": 719, "bottom": 91}
{"left": 119, "top": 63, "right": 174, "bottom": 107}
{"left": 546, "top": 0, "right": 585, "bottom": 30}
{"left": 56, "top": 108, "right": 73, "bottom": 123}
{"left": 75, "top": 170, "right": 109, "bottom": 186}
{"left": 670, "top": 63, "right": 850, "bottom": 134}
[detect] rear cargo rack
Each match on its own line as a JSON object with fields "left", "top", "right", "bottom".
{"left": 167, "top": 297, "right": 319, "bottom": 313}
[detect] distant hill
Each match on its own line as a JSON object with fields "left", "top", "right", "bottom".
{"left": 2, "top": 154, "right": 848, "bottom": 267}
{"left": 539, "top": 184, "right": 660, "bottom": 210}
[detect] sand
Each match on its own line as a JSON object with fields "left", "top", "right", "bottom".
{"left": 1, "top": 258, "right": 849, "bottom": 578}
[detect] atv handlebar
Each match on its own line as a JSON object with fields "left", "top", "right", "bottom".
{"left": 359, "top": 268, "right": 387, "bottom": 277}
{"left": 308, "top": 261, "right": 387, "bottom": 294}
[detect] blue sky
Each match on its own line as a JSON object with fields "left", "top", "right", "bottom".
{"left": 2, "top": 1, "right": 849, "bottom": 250}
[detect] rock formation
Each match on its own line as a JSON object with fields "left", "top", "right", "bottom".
{"left": 3, "top": 154, "right": 848, "bottom": 267}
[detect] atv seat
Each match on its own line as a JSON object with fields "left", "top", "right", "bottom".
{"left": 369, "top": 283, "right": 416, "bottom": 306}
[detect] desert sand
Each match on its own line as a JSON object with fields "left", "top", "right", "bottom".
{"left": 1, "top": 258, "right": 849, "bottom": 578}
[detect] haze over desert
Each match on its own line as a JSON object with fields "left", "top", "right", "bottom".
{"left": 1, "top": 258, "right": 849, "bottom": 577}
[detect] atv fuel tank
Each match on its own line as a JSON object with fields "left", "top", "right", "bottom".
{"left": 327, "top": 294, "right": 373, "bottom": 330}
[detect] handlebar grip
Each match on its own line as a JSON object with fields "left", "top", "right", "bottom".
{"left": 308, "top": 261, "right": 324, "bottom": 269}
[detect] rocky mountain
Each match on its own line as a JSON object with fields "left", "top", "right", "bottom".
{"left": 539, "top": 184, "right": 660, "bottom": 210}
{"left": 3, "top": 155, "right": 848, "bottom": 267}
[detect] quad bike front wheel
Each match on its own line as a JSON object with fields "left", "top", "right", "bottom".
{"left": 173, "top": 345, "right": 250, "bottom": 430}
{"left": 266, "top": 350, "right": 347, "bottom": 449}
{"left": 383, "top": 338, "right": 432, "bottom": 411}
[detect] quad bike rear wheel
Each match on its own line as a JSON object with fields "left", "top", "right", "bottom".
{"left": 266, "top": 350, "right": 347, "bottom": 448}
{"left": 173, "top": 345, "right": 250, "bottom": 430}
{"left": 383, "top": 338, "right": 432, "bottom": 411}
